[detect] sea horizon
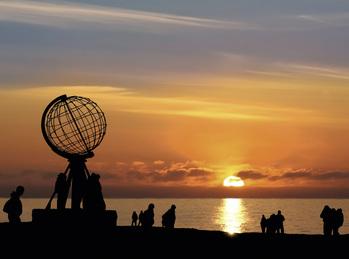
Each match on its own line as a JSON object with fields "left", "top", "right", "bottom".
{"left": 2, "top": 198, "right": 348, "bottom": 235}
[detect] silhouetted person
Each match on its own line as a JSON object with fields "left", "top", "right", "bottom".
{"left": 267, "top": 214, "right": 277, "bottom": 234}
{"left": 3, "top": 186, "right": 24, "bottom": 224}
{"left": 143, "top": 203, "right": 155, "bottom": 228}
{"left": 276, "top": 210, "right": 285, "bottom": 234}
{"left": 84, "top": 173, "right": 106, "bottom": 211}
{"left": 260, "top": 215, "right": 267, "bottom": 234}
{"left": 162, "top": 204, "right": 176, "bottom": 228}
{"left": 320, "top": 205, "right": 331, "bottom": 236}
{"left": 70, "top": 160, "right": 88, "bottom": 209}
{"left": 131, "top": 211, "right": 138, "bottom": 226}
{"left": 54, "top": 173, "right": 69, "bottom": 210}
{"left": 330, "top": 208, "right": 343, "bottom": 236}
{"left": 329, "top": 208, "right": 337, "bottom": 236}
{"left": 333, "top": 208, "right": 344, "bottom": 236}
{"left": 138, "top": 210, "right": 144, "bottom": 226}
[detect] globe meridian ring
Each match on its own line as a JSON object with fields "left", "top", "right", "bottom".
{"left": 41, "top": 95, "right": 107, "bottom": 159}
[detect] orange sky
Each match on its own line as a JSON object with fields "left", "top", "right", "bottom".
{"left": 1, "top": 0, "right": 349, "bottom": 197}
{"left": 1, "top": 75, "right": 349, "bottom": 197}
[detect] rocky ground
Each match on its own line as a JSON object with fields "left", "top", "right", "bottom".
{"left": 0, "top": 223, "right": 347, "bottom": 258}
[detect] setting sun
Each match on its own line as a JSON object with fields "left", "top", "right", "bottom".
{"left": 223, "top": 176, "right": 245, "bottom": 187}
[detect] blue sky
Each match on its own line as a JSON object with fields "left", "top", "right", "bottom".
{"left": 1, "top": 0, "right": 349, "bottom": 88}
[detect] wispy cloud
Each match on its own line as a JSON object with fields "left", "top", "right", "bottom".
{"left": 7, "top": 86, "right": 293, "bottom": 122}
{"left": 0, "top": 0, "right": 251, "bottom": 31}
{"left": 218, "top": 51, "right": 349, "bottom": 81}
{"left": 276, "top": 63, "right": 349, "bottom": 80}
{"left": 296, "top": 12, "right": 349, "bottom": 27}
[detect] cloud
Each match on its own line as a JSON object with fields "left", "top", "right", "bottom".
{"left": 187, "top": 168, "right": 213, "bottom": 178}
{"left": 275, "top": 63, "right": 349, "bottom": 81}
{"left": 0, "top": 169, "right": 54, "bottom": 179}
{"left": 237, "top": 170, "right": 268, "bottom": 180}
{"left": 269, "top": 170, "right": 311, "bottom": 181}
{"left": 219, "top": 51, "right": 349, "bottom": 81}
{"left": 296, "top": 12, "right": 349, "bottom": 27}
{"left": 310, "top": 171, "right": 349, "bottom": 180}
{"left": 151, "top": 170, "right": 187, "bottom": 182}
{"left": 122, "top": 160, "right": 215, "bottom": 184}
{"left": 132, "top": 161, "right": 146, "bottom": 167}
{"left": 127, "top": 170, "right": 149, "bottom": 181}
{"left": 0, "top": 1, "right": 251, "bottom": 31}
{"left": 153, "top": 167, "right": 215, "bottom": 183}
{"left": 270, "top": 170, "right": 349, "bottom": 182}
{"left": 153, "top": 160, "right": 165, "bottom": 165}
{"left": 238, "top": 168, "right": 349, "bottom": 183}
{"left": 4, "top": 85, "right": 285, "bottom": 122}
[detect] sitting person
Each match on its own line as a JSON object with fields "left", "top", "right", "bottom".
{"left": 162, "top": 204, "right": 176, "bottom": 228}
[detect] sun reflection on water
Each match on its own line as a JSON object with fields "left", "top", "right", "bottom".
{"left": 219, "top": 198, "right": 245, "bottom": 234}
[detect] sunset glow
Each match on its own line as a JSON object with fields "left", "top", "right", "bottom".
{"left": 1, "top": 0, "right": 349, "bottom": 198}
{"left": 219, "top": 198, "right": 244, "bottom": 234}
{"left": 223, "top": 176, "right": 245, "bottom": 187}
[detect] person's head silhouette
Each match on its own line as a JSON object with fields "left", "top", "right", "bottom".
{"left": 16, "top": 186, "right": 24, "bottom": 197}
{"left": 278, "top": 210, "right": 281, "bottom": 215}
{"left": 171, "top": 204, "right": 176, "bottom": 210}
{"left": 148, "top": 203, "right": 155, "bottom": 210}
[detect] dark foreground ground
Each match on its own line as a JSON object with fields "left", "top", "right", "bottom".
{"left": 1, "top": 223, "right": 347, "bottom": 257}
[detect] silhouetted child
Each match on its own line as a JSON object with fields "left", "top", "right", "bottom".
{"left": 3, "top": 186, "right": 24, "bottom": 223}
{"left": 260, "top": 214, "right": 267, "bottom": 233}
{"left": 138, "top": 210, "right": 144, "bottom": 226}
{"left": 162, "top": 204, "right": 176, "bottom": 228}
{"left": 143, "top": 203, "right": 155, "bottom": 228}
{"left": 131, "top": 211, "right": 138, "bottom": 226}
{"left": 276, "top": 210, "right": 285, "bottom": 234}
{"left": 54, "top": 173, "right": 69, "bottom": 210}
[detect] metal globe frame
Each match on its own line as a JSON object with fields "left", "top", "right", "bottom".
{"left": 41, "top": 94, "right": 107, "bottom": 210}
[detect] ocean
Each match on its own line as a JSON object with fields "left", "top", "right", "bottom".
{"left": 1, "top": 198, "right": 348, "bottom": 234}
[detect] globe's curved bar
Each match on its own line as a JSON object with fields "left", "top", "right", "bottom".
{"left": 41, "top": 95, "right": 107, "bottom": 159}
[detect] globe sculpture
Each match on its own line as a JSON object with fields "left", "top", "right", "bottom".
{"left": 41, "top": 95, "right": 107, "bottom": 209}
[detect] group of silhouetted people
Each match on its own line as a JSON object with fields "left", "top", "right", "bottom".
{"left": 53, "top": 172, "right": 105, "bottom": 211}
{"left": 320, "top": 205, "right": 344, "bottom": 236}
{"left": 2, "top": 171, "right": 106, "bottom": 224}
{"left": 131, "top": 204, "right": 176, "bottom": 229}
{"left": 260, "top": 210, "right": 285, "bottom": 234}
{"left": 260, "top": 206, "right": 345, "bottom": 236}
{"left": 2, "top": 187, "right": 346, "bottom": 236}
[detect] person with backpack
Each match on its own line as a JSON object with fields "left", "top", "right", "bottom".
{"left": 3, "top": 186, "right": 25, "bottom": 223}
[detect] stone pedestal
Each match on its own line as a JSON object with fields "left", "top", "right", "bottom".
{"left": 32, "top": 209, "right": 117, "bottom": 227}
